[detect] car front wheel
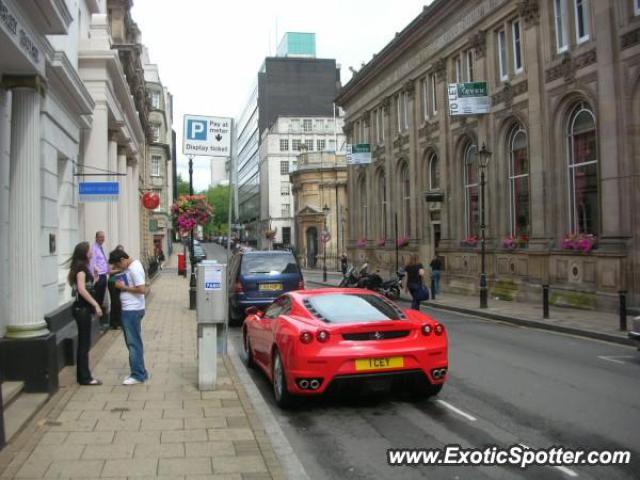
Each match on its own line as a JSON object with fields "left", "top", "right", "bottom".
{"left": 272, "top": 350, "right": 294, "bottom": 408}
{"left": 242, "top": 329, "right": 255, "bottom": 369}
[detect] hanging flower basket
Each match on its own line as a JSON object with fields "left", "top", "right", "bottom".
{"left": 356, "top": 238, "right": 368, "bottom": 248}
{"left": 396, "top": 236, "right": 409, "bottom": 248}
{"left": 462, "top": 235, "right": 480, "bottom": 247}
{"left": 170, "top": 195, "right": 213, "bottom": 235}
{"left": 561, "top": 233, "right": 597, "bottom": 253}
{"left": 265, "top": 227, "right": 277, "bottom": 240}
{"left": 376, "top": 237, "right": 386, "bottom": 247}
{"left": 502, "top": 235, "right": 528, "bottom": 249}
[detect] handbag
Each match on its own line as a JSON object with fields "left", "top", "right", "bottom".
{"left": 412, "top": 283, "right": 430, "bottom": 302}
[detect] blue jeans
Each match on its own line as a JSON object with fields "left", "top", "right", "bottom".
{"left": 431, "top": 270, "right": 441, "bottom": 295}
{"left": 121, "top": 309, "right": 148, "bottom": 381}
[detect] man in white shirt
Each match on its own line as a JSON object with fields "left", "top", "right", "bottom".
{"left": 108, "top": 249, "right": 149, "bottom": 385}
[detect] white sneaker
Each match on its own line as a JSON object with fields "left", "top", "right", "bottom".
{"left": 122, "top": 376, "right": 143, "bottom": 385}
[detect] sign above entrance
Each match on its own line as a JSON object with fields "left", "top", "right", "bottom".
{"left": 346, "top": 144, "right": 371, "bottom": 165}
{"left": 78, "top": 182, "right": 119, "bottom": 202}
{"left": 448, "top": 82, "right": 490, "bottom": 115}
{"left": 183, "top": 114, "right": 232, "bottom": 157}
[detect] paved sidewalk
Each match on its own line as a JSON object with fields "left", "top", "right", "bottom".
{"left": 302, "top": 268, "right": 635, "bottom": 347}
{"left": 0, "top": 256, "right": 285, "bottom": 480}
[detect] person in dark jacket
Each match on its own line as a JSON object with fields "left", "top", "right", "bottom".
{"left": 403, "top": 253, "right": 426, "bottom": 310}
{"left": 68, "top": 241, "right": 103, "bottom": 385}
{"left": 107, "top": 244, "right": 125, "bottom": 329}
{"left": 340, "top": 253, "right": 348, "bottom": 275}
{"left": 429, "top": 255, "right": 442, "bottom": 295}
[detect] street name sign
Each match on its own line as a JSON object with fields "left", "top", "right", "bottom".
{"left": 183, "top": 115, "right": 231, "bottom": 157}
{"left": 78, "top": 182, "right": 119, "bottom": 202}
{"left": 448, "top": 82, "right": 491, "bottom": 115}
{"left": 346, "top": 144, "right": 371, "bottom": 165}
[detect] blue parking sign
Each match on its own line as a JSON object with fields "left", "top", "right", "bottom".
{"left": 186, "top": 119, "right": 207, "bottom": 140}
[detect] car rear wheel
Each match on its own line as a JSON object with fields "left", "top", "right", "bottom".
{"left": 272, "top": 350, "right": 294, "bottom": 408}
{"left": 242, "top": 329, "right": 255, "bottom": 369}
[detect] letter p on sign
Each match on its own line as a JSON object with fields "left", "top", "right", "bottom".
{"left": 187, "top": 120, "right": 207, "bottom": 140}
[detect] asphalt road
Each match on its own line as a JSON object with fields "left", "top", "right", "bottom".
{"left": 204, "top": 243, "right": 640, "bottom": 480}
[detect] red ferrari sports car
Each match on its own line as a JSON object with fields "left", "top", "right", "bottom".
{"left": 242, "top": 288, "right": 448, "bottom": 407}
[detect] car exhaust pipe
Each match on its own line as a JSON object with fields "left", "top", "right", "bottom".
{"left": 309, "top": 379, "right": 320, "bottom": 390}
{"left": 432, "top": 369, "right": 441, "bottom": 379}
{"left": 299, "top": 379, "right": 310, "bottom": 389}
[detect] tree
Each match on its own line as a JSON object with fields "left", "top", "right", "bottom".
{"left": 176, "top": 173, "right": 190, "bottom": 197}
{"left": 203, "top": 185, "right": 230, "bottom": 236}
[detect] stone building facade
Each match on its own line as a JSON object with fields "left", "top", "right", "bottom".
{"left": 336, "top": 0, "right": 640, "bottom": 312}
{"left": 290, "top": 152, "right": 348, "bottom": 270}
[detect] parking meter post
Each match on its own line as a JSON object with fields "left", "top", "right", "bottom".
{"left": 619, "top": 290, "right": 627, "bottom": 331}
{"left": 543, "top": 284, "right": 550, "bottom": 319}
{"left": 196, "top": 262, "right": 227, "bottom": 390}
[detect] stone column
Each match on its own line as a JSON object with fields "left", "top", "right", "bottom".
{"left": 107, "top": 133, "right": 119, "bottom": 248}
{"left": 5, "top": 77, "right": 48, "bottom": 338}
{"left": 117, "top": 147, "right": 127, "bottom": 247}
{"left": 130, "top": 159, "right": 141, "bottom": 260}
{"left": 82, "top": 102, "right": 109, "bottom": 244}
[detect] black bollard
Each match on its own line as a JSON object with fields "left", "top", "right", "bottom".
{"left": 543, "top": 284, "right": 550, "bottom": 319}
{"left": 431, "top": 275, "right": 436, "bottom": 300}
{"left": 619, "top": 290, "right": 627, "bottom": 331}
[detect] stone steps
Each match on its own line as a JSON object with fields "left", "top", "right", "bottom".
{"left": 2, "top": 381, "right": 49, "bottom": 442}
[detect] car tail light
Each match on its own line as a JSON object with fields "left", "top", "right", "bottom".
{"left": 234, "top": 282, "right": 244, "bottom": 293}
{"left": 316, "top": 330, "right": 330, "bottom": 342}
{"left": 298, "top": 279, "right": 304, "bottom": 290}
{"left": 434, "top": 323, "right": 445, "bottom": 335}
{"left": 421, "top": 324, "right": 432, "bottom": 336}
{"left": 299, "top": 331, "right": 314, "bottom": 344}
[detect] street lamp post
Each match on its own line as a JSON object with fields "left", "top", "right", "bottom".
{"left": 477, "top": 143, "right": 491, "bottom": 309}
{"left": 188, "top": 156, "right": 196, "bottom": 310}
{"left": 323, "top": 204, "right": 329, "bottom": 282}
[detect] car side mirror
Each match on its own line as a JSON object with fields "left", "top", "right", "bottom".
{"left": 245, "top": 306, "right": 264, "bottom": 317}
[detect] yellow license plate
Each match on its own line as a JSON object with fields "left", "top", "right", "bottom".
{"left": 259, "top": 283, "right": 282, "bottom": 291}
{"left": 355, "top": 356, "right": 404, "bottom": 371}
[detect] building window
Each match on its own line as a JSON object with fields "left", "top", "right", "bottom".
{"left": 401, "top": 163, "right": 411, "bottom": 237}
{"left": 358, "top": 175, "right": 368, "bottom": 238}
{"left": 282, "top": 226, "right": 291, "bottom": 245}
{"left": 280, "top": 139, "right": 289, "bottom": 151}
{"left": 150, "top": 91, "right": 161, "bottom": 109}
{"left": 396, "top": 94, "right": 402, "bottom": 133}
{"left": 498, "top": 29, "right": 508, "bottom": 81}
{"left": 377, "top": 108, "right": 385, "bottom": 142}
{"left": 281, "top": 203, "right": 290, "bottom": 217}
{"left": 291, "top": 119, "right": 301, "bottom": 132}
{"left": 574, "top": 0, "right": 590, "bottom": 44}
{"left": 303, "top": 119, "right": 312, "bottom": 132}
{"left": 281, "top": 182, "right": 290, "bottom": 196}
{"left": 635, "top": 0, "right": 640, "bottom": 16}
{"left": 151, "top": 155, "right": 162, "bottom": 177}
{"left": 466, "top": 50, "right": 474, "bottom": 82}
{"left": 455, "top": 56, "right": 462, "bottom": 83}
{"left": 378, "top": 171, "right": 387, "bottom": 238}
{"left": 402, "top": 92, "right": 409, "bottom": 131}
{"left": 292, "top": 139, "right": 301, "bottom": 151}
{"left": 304, "top": 139, "right": 314, "bottom": 151}
{"left": 280, "top": 161, "right": 289, "bottom": 175}
{"left": 464, "top": 143, "right": 479, "bottom": 237}
{"left": 554, "top": 0, "right": 569, "bottom": 53}
{"left": 508, "top": 125, "right": 530, "bottom": 237}
{"left": 150, "top": 125, "right": 160, "bottom": 142}
{"left": 428, "top": 153, "right": 440, "bottom": 190}
{"left": 314, "top": 119, "right": 324, "bottom": 131}
{"left": 317, "top": 139, "right": 326, "bottom": 151}
{"left": 430, "top": 73, "right": 438, "bottom": 115}
{"left": 422, "top": 78, "right": 429, "bottom": 120}
{"left": 512, "top": 20, "right": 523, "bottom": 74}
{"left": 568, "top": 102, "right": 598, "bottom": 234}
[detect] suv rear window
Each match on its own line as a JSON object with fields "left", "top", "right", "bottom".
{"left": 241, "top": 253, "right": 299, "bottom": 275}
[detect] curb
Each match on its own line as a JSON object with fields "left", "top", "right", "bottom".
{"left": 306, "top": 280, "right": 634, "bottom": 348}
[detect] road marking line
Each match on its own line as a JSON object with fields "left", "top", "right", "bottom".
{"left": 436, "top": 399, "right": 477, "bottom": 422}
{"left": 597, "top": 355, "right": 627, "bottom": 364}
{"left": 519, "top": 444, "right": 579, "bottom": 478}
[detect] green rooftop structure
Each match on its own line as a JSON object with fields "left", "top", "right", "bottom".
{"left": 277, "top": 32, "right": 316, "bottom": 58}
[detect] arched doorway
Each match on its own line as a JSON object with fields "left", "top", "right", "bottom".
{"left": 306, "top": 227, "right": 318, "bottom": 267}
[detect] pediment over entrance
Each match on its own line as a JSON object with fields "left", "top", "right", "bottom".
{"left": 297, "top": 205, "right": 323, "bottom": 216}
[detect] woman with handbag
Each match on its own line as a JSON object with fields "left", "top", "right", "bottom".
{"left": 404, "top": 253, "right": 429, "bottom": 310}
{"left": 68, "top": 241, "right": 103, "bottom": 386}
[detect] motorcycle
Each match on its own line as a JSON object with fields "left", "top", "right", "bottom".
{"left": 356, "top": 265, "right": 404, "bottom": 301}
{"left": 339, "top": 263, "right": 366, "bottom": 287}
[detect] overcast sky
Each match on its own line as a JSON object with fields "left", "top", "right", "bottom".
{"left": 131, "top": 0, "right": 428, "bottom": 191}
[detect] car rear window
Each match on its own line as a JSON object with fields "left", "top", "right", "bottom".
{"left": 304, "top": 294, "right": 403, "bottom": 323}
{"left": 241, "top": 254, "right": 299, "bottom": 276}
